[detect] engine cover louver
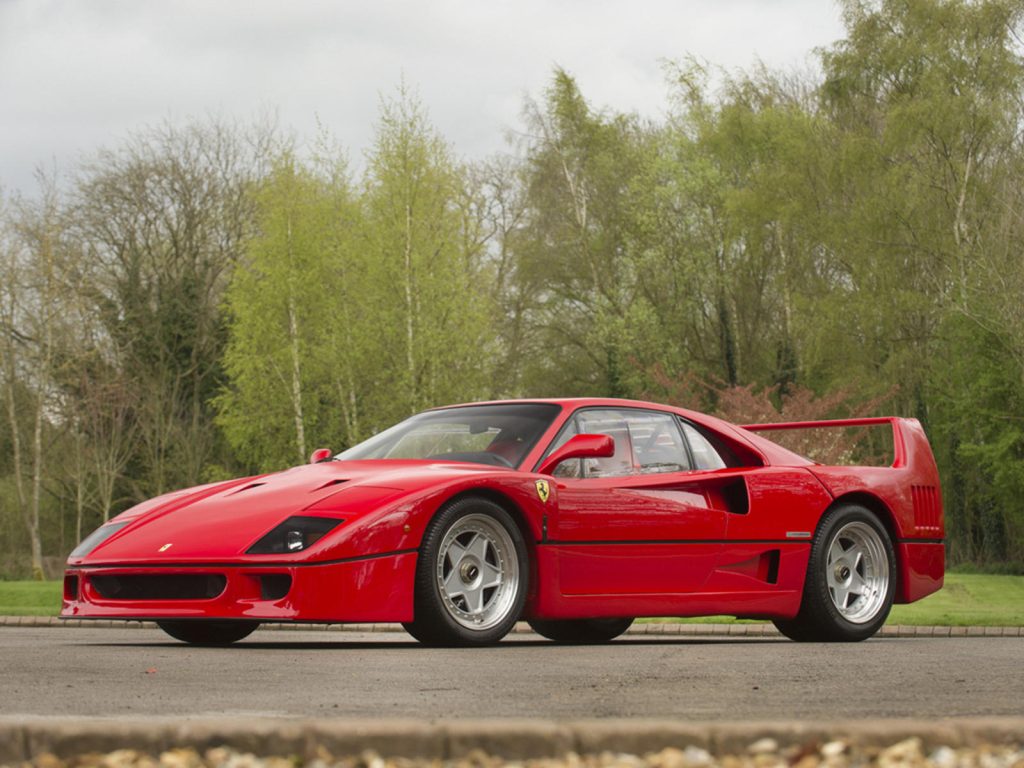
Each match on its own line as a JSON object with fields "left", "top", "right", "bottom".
{"left": 911, "top": 485, "right": 942, "bottom": 536}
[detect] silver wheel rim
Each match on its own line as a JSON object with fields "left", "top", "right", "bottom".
{"left": 436, "top": 513, "right": 519, "bottom": 631}
{"left": 826, "top": 521, "right": 890, "bottom": 624}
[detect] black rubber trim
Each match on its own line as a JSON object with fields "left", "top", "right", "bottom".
{"left": 75, "top": 548, "right": 419, "bottom": 570}
{"left": 58, "top": 616, "right": 349, "bottom": 624}
{"left": 540, "top": 538, "right": 808, "bottom": 546}
{"left": 897, "top": 537, "right": 945, "bottom": 544}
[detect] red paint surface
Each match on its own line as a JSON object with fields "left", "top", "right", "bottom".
{"left": 62, "top": 398, "right": 944, "bottom": 624}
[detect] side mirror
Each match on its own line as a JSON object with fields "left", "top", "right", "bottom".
{"left": 309, "top": 448, "right": 333, "bottom": 464}
{"left": 537, "top": 434, "right": 615, "bottom": 476}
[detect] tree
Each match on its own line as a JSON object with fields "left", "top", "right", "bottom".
{"left": 218, "top": 152, "right": 365, "bottom": 470}
{"left": 360, "top": 87, "right": 494, "bottom": 424}
{"left": 71, "top": 120, "right": 273, "bottom": 494}
{"left": 1, "top": 173, "right": 79, "bottom": 578}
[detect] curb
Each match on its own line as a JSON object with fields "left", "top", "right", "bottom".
{"left": 2, "top": 616, "right": 1022, "bottom": 636}
{"left": 0, "top": 717, "right": 1021, "bottom": 763}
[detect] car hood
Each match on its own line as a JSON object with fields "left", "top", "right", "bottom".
{"left": 79, "top": 459, "right": 505, "bottom": 563}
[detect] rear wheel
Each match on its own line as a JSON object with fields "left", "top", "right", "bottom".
{"left": 403, "top": 496, "right": 528, "bottom": 646}
{"left": 773, "top": 503, "right": 895, "bottom": 642}
{"left": 528, "top": 617, "right": 633, "bottom": 644}
{"left": 157, "top": 620, "right": 259, "bottom": 646}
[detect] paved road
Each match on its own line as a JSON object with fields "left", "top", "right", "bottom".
{"left": 2, "top": 627, "right": 1020, "bottom": 721}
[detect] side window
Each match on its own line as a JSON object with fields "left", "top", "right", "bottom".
{"left": 570, "top": 409, "right": 692, "bottom": 478}
{"left": 680, "top": 422, "right": 728, "bottom": 470}
{"left": 625, "top": 411, "right": 692, "bottom": 474}
{"left": 576, "top": 411, "right": 635, "bottom": 478}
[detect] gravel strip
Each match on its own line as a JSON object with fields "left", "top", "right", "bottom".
{"left": 2, "top": 725, "right": 1022, "bottom": 768}
{"left": 2, "top": 618, "right": 1021, "bottom": 636}
{"left": 1, "top": 719, "right": 1022, "bottom": 766}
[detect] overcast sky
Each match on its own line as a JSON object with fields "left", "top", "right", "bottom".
{"left": 0, "top": 0, "right": 846, "bottom": 194}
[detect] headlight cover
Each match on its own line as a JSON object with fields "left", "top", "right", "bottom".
{"left": 70, "top": 521, "right": 129, "bottom": 559}
{"left": 246, "top": 516, "right": 344, "bottom": 555}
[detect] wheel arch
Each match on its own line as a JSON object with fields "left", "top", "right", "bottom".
{"left": 827, "top": 492, "right": 898, "bottom": 540}
{"left": 439, "top": 487, "right": 537, "bottom": 546}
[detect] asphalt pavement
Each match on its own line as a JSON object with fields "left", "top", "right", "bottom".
{"left": 2, "top": 627, "right": 1020, "bottom": 721}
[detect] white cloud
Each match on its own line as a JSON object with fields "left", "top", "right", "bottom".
{"left": 0, "top": 0, "right": 845, "bottom": 193}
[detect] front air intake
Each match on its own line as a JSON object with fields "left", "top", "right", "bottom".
{"left": 90, "top": 574, "right": 226, "bottom": 601}
{"left": 63, "top": 574, "right": 79, "bottom": 600}
{"left": 259, "top": 574, "right": 292, "bottom": 600}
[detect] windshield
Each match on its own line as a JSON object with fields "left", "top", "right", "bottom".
{"left": 337, "top": 403, "right": 562, "bottom": 469}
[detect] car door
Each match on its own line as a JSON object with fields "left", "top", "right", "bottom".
{"left": 545, "top": 408, "right": 730, "bottom": 596}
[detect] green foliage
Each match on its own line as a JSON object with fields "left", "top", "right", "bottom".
{"left": 217, "top": 155, "right": 359, "bottom": 469}
{"left": 216, "top": 88, "right": 497, "bottom": 472}
{"left": 359, "top": 88, "right": 495, "bottom": 423}
{"left": 3, "top": 0, "right": 1024, "bottom": 569}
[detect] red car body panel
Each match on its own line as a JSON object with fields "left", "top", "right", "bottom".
{"left": 61, "top": 398, "right": 944, "bottom": 624}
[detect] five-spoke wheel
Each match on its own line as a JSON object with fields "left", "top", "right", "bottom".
{"left": 403, "top": 496, "right": 528, "bottom": 646}
{"left": 773, "top": 503, "right": 895, "bottom": 642}
{"left": 436, "top": 512, "right": 521, "bottom": 631}
{"left": 825, "top": 520, "right": 890, "bottom": 624}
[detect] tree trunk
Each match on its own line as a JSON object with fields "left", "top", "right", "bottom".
{"left": 404, "top": 202, "right": 417, "bottom": 412}
{"left": 288, "top": 294, "right": 306, "bottom": 463}
{"left": 29, "top": 388, "right": 45, "bottom": 580}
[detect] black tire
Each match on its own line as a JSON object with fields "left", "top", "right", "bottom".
{"left": 528, "top": 617, "right": 634, "bottom": 644}
{"left": 403, "top": 496, "right": 529, "bottom": 646}
{"left": 157, "top": 620, "right": 260, "bottom": 646}
{"left": 773, "top": 503, "right": 896, "bottom": 642}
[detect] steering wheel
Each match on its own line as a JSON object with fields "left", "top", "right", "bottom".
{"left": 488, "top": 453, "right": 515, "bottom": 468}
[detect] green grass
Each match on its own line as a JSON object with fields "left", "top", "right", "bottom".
{"left": 0, "top": 580, "right": 62, "bottom": 616}
{"left": 886, "top": 573, "right": 1024, "bottom": 626}
{"left": 2, "top": 573, "right": 1022, "bottom": 625}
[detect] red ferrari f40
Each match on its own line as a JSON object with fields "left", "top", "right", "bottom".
{"left": 62, "top": 399, "right": 944, "bottom": 645}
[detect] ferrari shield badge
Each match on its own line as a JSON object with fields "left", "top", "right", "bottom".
{"left": 158, "top": 543, "right": 172, "bottom": 552}
{"left": 535, "top": 479, "right": 550, "bottom": 503}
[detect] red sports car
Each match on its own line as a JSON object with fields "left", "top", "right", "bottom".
{"left": 61, "top": 398, "right": 944, "bottom": 645}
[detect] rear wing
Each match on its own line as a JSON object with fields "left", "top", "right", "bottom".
{"left": 743, "top": 417, "right": 944, "bottom": 600}
{"left": 741, "top": 416, "right": 916, "bottom": 470}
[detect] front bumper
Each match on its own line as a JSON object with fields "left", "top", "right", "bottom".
{"left": 60, "top": 551, "right": 417, "bottom": 623}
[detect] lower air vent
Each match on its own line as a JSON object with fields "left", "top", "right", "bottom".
{"left": 764, "top": 549, "right": 780, "bottom": 584}
{"left": 90, "top": 574, "right": 226, "bottom": 601}
{"left": 259, "top": 574, "right": 292, "bottom": 600}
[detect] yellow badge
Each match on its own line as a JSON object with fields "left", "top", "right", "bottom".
{"left": 535, "top": 479, "right": 550, "bottom": 503}
{"left": 158, "top": 543, "right": 172, "bottom": 552}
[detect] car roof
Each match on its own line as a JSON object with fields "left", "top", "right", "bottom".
{"left": 430, "top": 397, "right": 814, "bottom": 468}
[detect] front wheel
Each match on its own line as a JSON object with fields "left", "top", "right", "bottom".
{"left": 773, "top": 503, "right": 895, "bottom": 642}
{"left": 157, "top": 620, "right": 260, "bottom": 646}
{"left": 403, "top": 496, "right": 528, "bottom": 646}
{"left": 528, "top": 617, "right": 634, "bottom": 644}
